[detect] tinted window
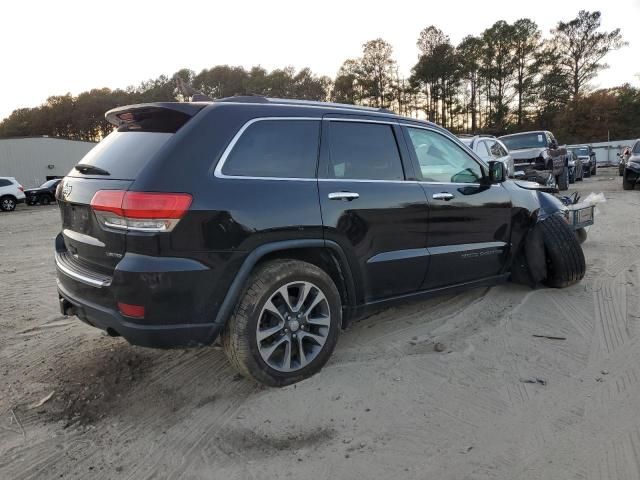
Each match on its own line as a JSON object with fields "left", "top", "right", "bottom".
{"left": 500, "top": 133, "right": 547, "bottom": 150}
{"left": 72, "top": 131, "right": 171, "bottom": 179}
{"left": 0, "top": 179, "right": 11, "bottom": 187}
{"left": 223, "top": 120, "right": 319, "bottom": 178}
{"left": 634, "top": 142, "right": 640, "bottom": 154}
{"left": 407, "top": 128, "right": 484, "bottom": 183}
{"left": 327, "top": 122, "right": 404, "bottom": 180}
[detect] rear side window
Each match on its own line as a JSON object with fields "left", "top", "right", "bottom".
{"left": 71, "top": 131, "right": 173, "bottom": 180}
{"left": 634, "top": 142, "right": 640, "bottom": 154}
{"left": 475, "top": 141, "right": 490, "bottom": 158}
{"left": 222, "top": 120, "right": 320, "bottom": 178}
{"left": 0, "top": 179, "right": 11, "bottom": 187}
{"left": 326, "top": 122, "right": 404, "bottom": 181}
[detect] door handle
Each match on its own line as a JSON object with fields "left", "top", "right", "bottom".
{"left": 328, "top": 192, "right": 359, "bottom": 201}
{"left": 432, "top": 192, "right": 454, "bottom": 201}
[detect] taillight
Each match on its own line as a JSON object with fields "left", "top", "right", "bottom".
{"left": 91, "top": 190, "right": 192, "bottom": 232}
{"left": 18, "top": 185, "right": 24, "bottom": 192}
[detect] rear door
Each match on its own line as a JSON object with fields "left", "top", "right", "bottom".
{"left": 402, "top": 125, "right": 512, "bottom": 289}
{"left": 56, "top": 106, "right": 200, "bottom": 272}
{"left": 318, "top": 117, "right": 429, "bottom": 302}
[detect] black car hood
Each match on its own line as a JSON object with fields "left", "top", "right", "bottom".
{"left": 24, "top": 187, "right": 48, "bottom": 194}
{"left": 509, "top": 147, "right": 546, "bottom": 161}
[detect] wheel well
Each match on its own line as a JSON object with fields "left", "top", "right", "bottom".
{"left": 256, "top": 247, "right": 352, "bottom": 323}
{"left": 1, "top": 194, "right": 16, "bottom": 200}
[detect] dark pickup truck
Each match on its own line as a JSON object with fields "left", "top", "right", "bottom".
{"left": 499, "top": 131, "right": 569, "bottom": 191}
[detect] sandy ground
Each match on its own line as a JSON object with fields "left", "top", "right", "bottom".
{"left": 1, "top": 168, "right": 639, "bottom": 479}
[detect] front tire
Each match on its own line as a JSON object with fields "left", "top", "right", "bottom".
{"left": 623, "top": 175, "right": 634, "bottom": 190}
{"left": 222, "top": 259, "right": 342, "bottom": 387}
{"left": 540, "top": 215, "right": 586, "bottom": 288}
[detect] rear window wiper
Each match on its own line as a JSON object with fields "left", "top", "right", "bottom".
{"left": 74, "top": 164, "right": 110, "bottom": 176}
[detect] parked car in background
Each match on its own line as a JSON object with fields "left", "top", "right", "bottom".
{"left": 568, "top": 145, "right": 596, "bottom": 177}
{"left": 55, "top": 97, "right": 587, "bottom": 386}
{"left": 567, "top": 151, "right": 584, "bottom": 183}
{"left": 0, "top": 176, "right": 26, "bottom": 211}
{"left": 618, "top": 146, "right": 632, "bottom": 176}
{"left": 498, "top": 131, "right": 569, "bottom": 191}
{"left": 622, "top": 140, "right": 640, "bottom": 190}
{"left": 25, "top": 178, "right": 62, "bottom": 205}
{"left": 458, "top": 135, "right": 515, "bottom": 178}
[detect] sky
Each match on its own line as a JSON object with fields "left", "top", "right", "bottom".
{"left": 1, "top": 0, "right": 638, "bottom": 120}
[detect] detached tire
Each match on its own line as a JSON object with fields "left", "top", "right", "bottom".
{"left": 540, "top": 215, "right": 586, "bottom": 288}
{"left": 557, "top": 166, "right": 569, "bottom": 191}
{"left": 221, "top": 259, "right": 341, "bottom": 387}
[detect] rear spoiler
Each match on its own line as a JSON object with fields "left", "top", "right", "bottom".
{"left": 105, "top": 103, "right": 207, "bottom": 133}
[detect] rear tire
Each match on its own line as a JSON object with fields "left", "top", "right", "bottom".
{"left": 0, "top": 195, "right": 17, "bottom": 212}
{"left": 221, "top": 259, "right": 342, "bottom": 387}
{"left": 540, "top": 215, "right": 586, "bottom": 288}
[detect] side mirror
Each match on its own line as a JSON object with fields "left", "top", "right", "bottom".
{"left": 549, "top": 140, "right": 558, "bottom": 149}
{"left": 488, "top": 161, "right": 506, "bottom": 183}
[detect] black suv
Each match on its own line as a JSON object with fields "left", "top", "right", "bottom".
{"left": 499, "top": 131, "right": 569, "bottom": 190}
{"left": 56, "top": 97, "right": 586, "bottom": 386}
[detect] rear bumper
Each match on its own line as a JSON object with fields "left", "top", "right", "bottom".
{"left": 54, "top": 233, "right": 227, "bottom": 348}
{"left": 58, "top": 281, "right": 222, "bottom": 348}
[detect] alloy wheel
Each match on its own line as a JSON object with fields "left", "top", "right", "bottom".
{"left": 256, "top": 281, "right": 331, "bottom": 372}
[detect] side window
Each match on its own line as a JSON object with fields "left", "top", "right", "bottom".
{"left": 407, "top": 128, "right": 484, "bottom": 184}
{"left": 489, "top": 140, "right": 506, "bottom": 158}
{"left": 634, "top": 141, "right": 640, "bottom": 154}
{"left": 0, "top": 179, "right": 11, "bottom": 187}
{"left": 326, "top": 121, "right": 404, "bottom": 181}
{"left": 475, "top": 141, "right": 490, "bottom": 159}
{"left": 222, "top": 119, "right": 320, "bottom": 178}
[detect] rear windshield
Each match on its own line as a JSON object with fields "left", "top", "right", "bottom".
{"left": 70, "top": 131, "right": 172, "bottom": 180}
{"left": 500, "top": 133, "right": 547, "bottom": 150}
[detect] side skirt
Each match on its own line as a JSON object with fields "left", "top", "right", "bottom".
{"left": 346, "top": 273, "right": 510, "bottom": 321}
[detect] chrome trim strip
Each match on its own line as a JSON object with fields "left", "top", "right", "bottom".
{"left": 213, "top": 117, "right": 320, "bottom": 181}
{"left": 368, "top": 248, "right": 430, "bottom": 263}
{"left": 428, "top": 241, "right": 506, "bottom": 256}
{"left": 63, "top": 229, "right": 105, "bottom": 248}
{"left": 322, "top": 117, "right": 398, "bottom": 125}
{"left": 55, "top": 252, "right": 112, "bottom": 288}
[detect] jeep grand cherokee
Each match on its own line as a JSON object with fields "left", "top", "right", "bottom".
{"left": 55, "top": 97, "right": 586, "bottom": 386}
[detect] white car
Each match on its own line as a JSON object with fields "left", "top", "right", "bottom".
{"left": 0, "top": 177, "right": 26, "bottom": 211}
{"left": 459, "top": 135, "right": 515, "bottom": 178}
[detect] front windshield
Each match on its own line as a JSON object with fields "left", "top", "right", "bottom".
{"left": 40, "top": 179, "right": 59, "bottom": 188}
{"left": 501, "top": 133, "right": 547, "bottom": 150}
{"left": 570, "top": 147, "right": 589, "bottom": 156}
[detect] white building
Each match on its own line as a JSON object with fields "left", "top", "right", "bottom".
{"left": 0, "top": 136, "right": 96, "bottom": 188}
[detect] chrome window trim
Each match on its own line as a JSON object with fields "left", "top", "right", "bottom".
{"left": 212, "top": 116, "right": 504, "bottom": 188}
{"left": 213, "top": 117, "right": 321, "bottom": 181}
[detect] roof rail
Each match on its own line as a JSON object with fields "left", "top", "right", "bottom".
{"left": 214, "top": 96, "right": 396, "bottom": 114}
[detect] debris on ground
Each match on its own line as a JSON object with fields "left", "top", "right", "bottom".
{"left": 29, "top": 391, "right": 55, "bottom": 409}
{"left": 434, "top": 342, "right": 446, "bottom": 352}
{"left": 532, "top": 334, "right": 567, "bottom": 340}
{"left": 520, "top": 378, "right": 547, "bottom": 386}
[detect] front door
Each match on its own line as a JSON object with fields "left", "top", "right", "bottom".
{"left": 403, "top": 126, "right": 512, "bottom": 290}
{"left": 318, "top": 118, "right": 429, "bottom": 302}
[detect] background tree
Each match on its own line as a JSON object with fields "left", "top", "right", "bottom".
{"left": 457, "top": 35, "right": 483, "bottom": 131}
{"left": 358, "top": 39, "right": 397, "bottom": 108}
{"left": 512, "top": 19, "right": 542, "bottom": 127}
{"left": 551, "top": 10, "right": 627, "bottom": 99}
